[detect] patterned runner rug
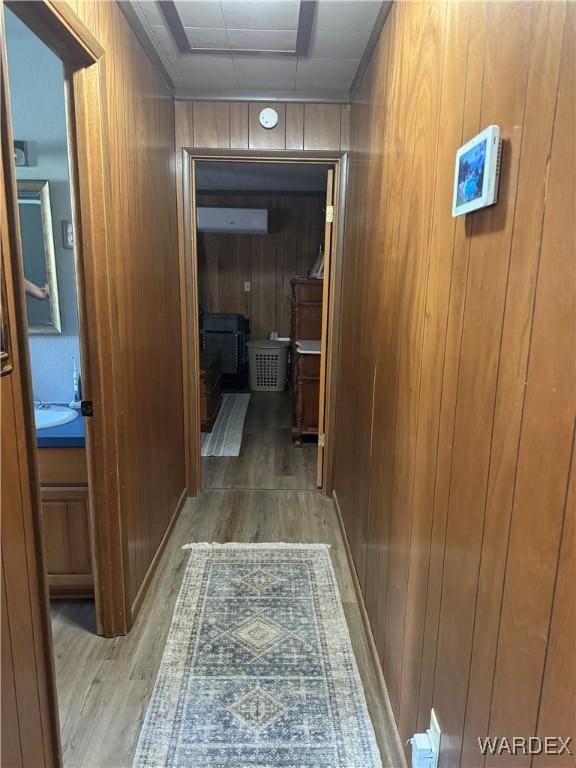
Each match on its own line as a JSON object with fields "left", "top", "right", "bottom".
{"left": 201, "top": 393, "right": 251, "bottom": 457}
{"left": 134, "top": 543, "right": 382, "bottom": 768}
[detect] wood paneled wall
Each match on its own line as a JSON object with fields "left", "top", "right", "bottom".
{"left": 333, "top": 2, "right": 575, "bottom": 765}
{"left": 63, "top": 0, "right": 186, "bottom": 618}
{"left": 175, "top": 100, "right": 350, "bottom": 152}
{"left": 197, "top": 193, "right": 324, "bottom": 339}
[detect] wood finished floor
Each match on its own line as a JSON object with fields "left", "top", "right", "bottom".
{"left": 52, "top": 396, "right": 398, "bottom": 767}
{"left": 202, "top": 390, "right": 317, "bottom": 490}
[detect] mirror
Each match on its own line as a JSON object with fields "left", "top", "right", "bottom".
{"left": 1, "top": 255, "right": 14, "bottom": 376}
{"left": 17, "top": 180, "right": 61, "bottom": 334}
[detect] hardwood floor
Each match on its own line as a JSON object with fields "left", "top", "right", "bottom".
{"left": 202, "top": 390, "right": 317, "bottom": 490}
{"left": 52, "top": 490, "right": 401, "bottom": 767}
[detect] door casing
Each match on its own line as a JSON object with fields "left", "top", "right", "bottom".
{"left": 180, "top": 149, "right": 348, "bottom": 496}
{"left": 3, "top": 0, "right": 127, "bottom": 638}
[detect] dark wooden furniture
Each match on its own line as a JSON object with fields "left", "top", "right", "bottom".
{"left": 38, "top": 448, "right": 94, "bottom": 599}
{"left": 291, "top": 278, "right": 323, "bottom": 443}
{"left": 200, "top": 350, "right": 222, "bottom": 432}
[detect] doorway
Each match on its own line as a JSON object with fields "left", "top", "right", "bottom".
{"left": 186, "top": 156, "right": 343, "bottom": 494}
{"left": 1, "top": 0, "right": 126, "bottom": 643}
{"left": 4, "top": 7, "right": 97, "bottom": 625}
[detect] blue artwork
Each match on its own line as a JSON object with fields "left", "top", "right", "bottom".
{"left": 457, "top": 138, "right": 487, "bottom": 205}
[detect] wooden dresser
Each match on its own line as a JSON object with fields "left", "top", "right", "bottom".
{"left": 38, "top": 447, "right": 94, "bottom": 598}
{"left": 200, "top": 351, "right": 222, "bottom": 432}
{"left": 290, "top": 278, "right": 323, "bottom": 443}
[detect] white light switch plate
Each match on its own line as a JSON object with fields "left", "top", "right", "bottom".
{"left": 244, "top": 281, "right": 251, "bottom": 292}
{"left": 429, "top": 709, "right": 441, "bottom": 768}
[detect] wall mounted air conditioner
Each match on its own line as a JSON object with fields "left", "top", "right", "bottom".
{"left": 197, "top": 207, "right": 268, "bottom": 234}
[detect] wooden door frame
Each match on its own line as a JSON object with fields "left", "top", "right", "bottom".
{"left": 180, "top": 149, "right": 348, "bottom": 496}
{"left": 2, "top": 0, "right": 127, "bottom": 637}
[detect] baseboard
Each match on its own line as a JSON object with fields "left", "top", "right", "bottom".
{"left": 130, "top": 487, "right": 188, "bottom": 622}
{"left": 332, "top": 489, "right": 408, "bottom": 768}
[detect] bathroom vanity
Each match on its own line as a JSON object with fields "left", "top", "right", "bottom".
{"left": 37, "top": 414, "right": 93, "bottom": 598}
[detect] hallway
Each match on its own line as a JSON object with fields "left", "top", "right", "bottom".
{"left": 2, "top": 2, "right": 573, "bottom": 766}
{"left": 52, "top": 491, "right": 400, "bottom": 768}
{"left": 202, "top": 391, "right": 316, "bottom": 491}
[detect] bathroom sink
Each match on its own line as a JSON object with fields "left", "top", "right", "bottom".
{"left": 34, "top": 405, "right": 78, "bottom": 430}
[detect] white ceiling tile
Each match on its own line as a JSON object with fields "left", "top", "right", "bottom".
{"left": 234, "top": 56, "right": 297, "bottom": 88}
{"left": 149, "top": 25, "right": 182, "bottom": 63}
{"left": 204, "top": 166, "right": 241, "bottom": 189}
{"left": 227, "top": 29, "right": 297, "bottom": 52}
{"left": 308, "top": 28, "right": 371, "bottom": 59}
{"left": 296, "top": 57, "right": 359, "bottom": 89}
{"left": 221, "top": 1, "right": 300, "bottom": 31}
{"left": 185, "top": 27, "right": 229, "bottom": 49}
{"left": 315, "top": 1, "right": 381, "bottom": 32}
{"left": 174, "top": 54, "right": 237, "bottom": 87}
{"left": 195, "top": 168, "right": 214, "bottom": 189}
{"left": 196, "top": 162, "right": 328, "bottom": 192}
{"left": 176, "top": 0, "right": 225, "bottom": 28}
{"left": 136, "top": 1, "right": 167, "bottom": 28}
{"left": 134, "top": 0, "right": 382, "bottom": 98}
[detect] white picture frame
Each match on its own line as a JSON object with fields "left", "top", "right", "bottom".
{"left": 452, "top": 124, "right": 501, "bottom": 217}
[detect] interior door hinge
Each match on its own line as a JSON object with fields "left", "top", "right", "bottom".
{"left": 318, "top": 433, "right": 325, "bottom": 448}
{"left": 325, "top": 206, "right": 334, "bottom": 224}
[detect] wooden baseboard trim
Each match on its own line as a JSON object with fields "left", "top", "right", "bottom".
{"left": 332, "top": 488, "right": 408, "bottom": 768}
{"left": 130, "top": 488, "right": 188, "bottom": 623}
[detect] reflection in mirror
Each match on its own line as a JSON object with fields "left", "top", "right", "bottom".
{"left": 1, "top": 256, "right": 14, "bottom": 376}
{"left": 17, "top": 179, "right": 61, "bottom": 334}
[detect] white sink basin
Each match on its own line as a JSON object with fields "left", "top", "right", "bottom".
{"left": 34, "top": 405, "right": 78, "bottom": 430}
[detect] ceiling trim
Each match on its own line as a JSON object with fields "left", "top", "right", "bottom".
{"left": 173, "top": 91, "right": 350, "bottom": 104}
{"left": 159, "top": 0, "right": 317, "bottom": 58}
{"left": 295, "top": 0, "right": 316, "bottom": 56}
{"left": 348, "top": 0, "right": 392, "bottom": 101}
{"left": 118, "top": 1, "right": 174, "bottom": 94}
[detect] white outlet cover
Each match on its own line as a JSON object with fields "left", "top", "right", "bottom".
{"left": 259, "top": 107, "right": 279, "bottom": 130}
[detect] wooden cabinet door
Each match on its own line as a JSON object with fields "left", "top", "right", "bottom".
{"left": 42, "top": 488, "right": 94, "bottom": 598}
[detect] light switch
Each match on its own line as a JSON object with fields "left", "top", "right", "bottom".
{"left": 244, "top": 281, "right": 251, "bottom": 292}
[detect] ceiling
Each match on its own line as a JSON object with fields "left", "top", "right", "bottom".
{"left": 129, "top": 0, "right": 384, "bottom": 101}
{"left": 196, "top": 161, "right": 328, "bottom": 192}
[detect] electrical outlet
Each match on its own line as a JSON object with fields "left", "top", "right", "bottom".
{"left": 428, "top": 709, "right": 441, "bottom": 768}
{"left": 244, "top": 281, "right": 251, "bottom": 292}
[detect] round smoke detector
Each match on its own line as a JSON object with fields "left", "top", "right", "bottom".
{"left": 259, "top": 107, "right": 279, "bottom": 130}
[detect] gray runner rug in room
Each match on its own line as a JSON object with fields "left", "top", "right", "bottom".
{"left": 201, "top": 393, "right": 251, "bottom": 457}
{"left": 133, "top": 543, "right": 382, "bottom": 768}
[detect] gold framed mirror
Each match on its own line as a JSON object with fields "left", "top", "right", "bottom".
{"left": 17, "top": 179, "right": 61, "bottom": 334}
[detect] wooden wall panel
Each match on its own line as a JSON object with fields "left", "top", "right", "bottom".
{"left": 175, "top": 99, "right": 348, "bottom": 151}
{"left": 333, "top": 2, "right": 575, "bottom": 765}
{"left": 197, "top": 193, "right": 324, "bottom": 339}
{"left": 303, "top": 104, "right": 342, "bottom": 150}
{"left": 286, "top": 103, "right": 304, "bottom": 150}
{"left": 65, "top": 1, "right": 186, "bottom": 618}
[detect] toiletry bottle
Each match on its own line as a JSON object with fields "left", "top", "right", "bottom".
{"left": 70, "top": 357, "right": 82, "bottom": 409}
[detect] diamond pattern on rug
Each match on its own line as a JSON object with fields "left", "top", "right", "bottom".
{"left": 227, "top": 686, "right": 288, "bottom": 731}
{"left": 133, "top": 545, "right": 382, "bottom": 767}
{"left": 228, "top": 614, "right": 289, "bottom": 656}
{"left": 239, "top": 567, "right": 282, "bottom": 594}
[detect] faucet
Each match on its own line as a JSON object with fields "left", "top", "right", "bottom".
{"left": 34, "top": 400, "right": 48, "bottom": 409}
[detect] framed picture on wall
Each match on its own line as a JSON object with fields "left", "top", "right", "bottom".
{"left": 452, "top": 125, "right": 501, "bottom": 217}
